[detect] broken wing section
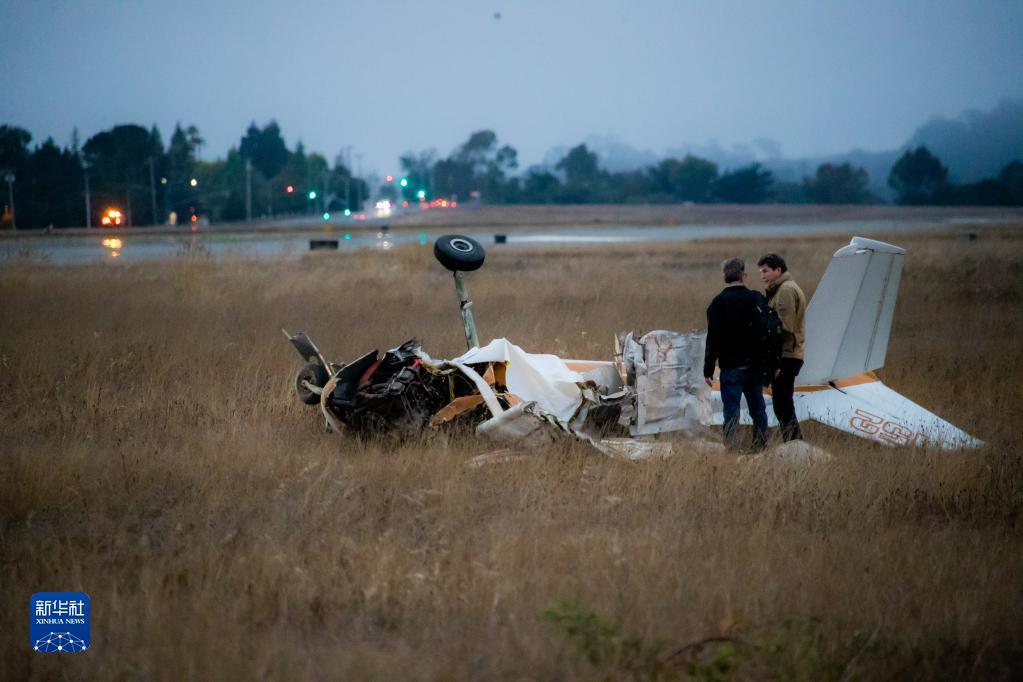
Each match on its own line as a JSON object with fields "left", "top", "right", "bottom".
{"left": 454, "top": 339, "right": 588, "bottom": 420}
{"left": 796, "top": 380, "right": 983, "bottom": 449}
{"left": 800, "top": 237, "right": 905, "bottom": 385}
{"left": 446, "top": 337, "right": 707, "bottom": 450}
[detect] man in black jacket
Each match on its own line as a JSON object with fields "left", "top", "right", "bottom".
{"left": 703, "top": 257, "right": 769, "bottom": 451}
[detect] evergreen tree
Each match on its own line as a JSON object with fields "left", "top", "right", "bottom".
{"left": 888, "top": 146, "right": 949, "bottom": 205}
{"left": 713, "top": 163, "right": 773, "bottom": 203}
{"left": 803, "top": 162, "right": 870, "bottom": 204}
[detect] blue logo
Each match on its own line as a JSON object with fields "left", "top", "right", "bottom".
{"left": 30, "top": 592, "right": 90, "bottom": 653}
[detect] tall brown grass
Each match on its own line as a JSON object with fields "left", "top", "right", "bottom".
{"left": 1, "top": 228, "right": 1022, "bottom": 679}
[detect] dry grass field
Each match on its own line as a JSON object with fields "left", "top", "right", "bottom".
{"left": 2, "top": 226, "right": 1022, "bottom": 679}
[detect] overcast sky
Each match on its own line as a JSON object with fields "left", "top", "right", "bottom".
{"left": 2, "top": 0, "right": 1021, "bottom": 174}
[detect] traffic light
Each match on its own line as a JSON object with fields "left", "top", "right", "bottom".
{"left": 399, "top": 178, "right": 408, "bottom": 187}
{"left": 308, "top": 190, "right": 317, "bottom": 200}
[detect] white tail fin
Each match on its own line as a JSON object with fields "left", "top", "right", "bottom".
{"left": 800, "top": 237, "right": 905, "bottom": 385}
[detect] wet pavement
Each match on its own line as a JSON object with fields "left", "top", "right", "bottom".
{"left": 0, "top": 216, "right": 1010, "bottom": 265}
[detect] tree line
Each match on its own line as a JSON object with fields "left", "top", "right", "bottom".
{"left": 2, "top": 123, "right": 1021, "bottom": 230}
{"left": 0, "top": 121, "right": 367, "bottom": 229}
{"left": 887, "top": 146, "right": 1023, "bottom": 206}
{"left": 400, "top": 131, "right": 1023, "bottom": 208}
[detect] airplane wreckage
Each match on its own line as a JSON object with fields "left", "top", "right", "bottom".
{"left": 284, "top": 234, "right": 982, "bottom": 457}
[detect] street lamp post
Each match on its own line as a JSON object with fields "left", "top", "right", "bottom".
{"left": 84, "top": 171, "right": 92, "bottom": 228}
{"left": 355, "top": 153, "right": 364, "bottom": 212}
{"left": 245, "top": 158, "right": 252, "bottom": 222}
{"left": 160, "top": 175, "right": 169, "bottom": 224}
{"left": 322, "top": 171, "right": 329, "bottom": 215}
{"left": 4, "top": 173, "right": 15, "bottom": 231}
{"left": 148, "top": 157, "right": 158, "bottom": 225}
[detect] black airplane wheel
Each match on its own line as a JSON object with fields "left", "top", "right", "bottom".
{"left": 295, "top": 362, "right": 329, "bottom": 405}
{"left": 434, "top": 234, "right": 485, "bottom": 272}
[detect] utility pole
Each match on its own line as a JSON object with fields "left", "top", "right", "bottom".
{"left": 4, "top": 173, "right": 15, "bottom": 231}
{"left": 355, "top": 153, "right": 364, "bottom": 211}
{"left": 84, "top": 172, "right": 92, "bottom": 228}
{"left": 337, "top": 145, "right": 353, "bottom": 212}
{"left": 148, "top": 157, "right": 158, "bottom": 225}
{"left": 322, "top": 171, "right": 329, "bottom": 214}
{"left": 339, "top": 145, "right": 353, "bottom": 173}
{"left": 245, "top": 158, "right": 252, "bottom": 222}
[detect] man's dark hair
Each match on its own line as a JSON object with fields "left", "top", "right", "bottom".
{"left": 722, "top": 257, "right": 745, "bottom": 283}
{"left": 757, "top": 253, "right": 788, "bottom": 272}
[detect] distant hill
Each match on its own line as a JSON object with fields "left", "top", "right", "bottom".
{"left": 907, "top": 97, "right": 1023, "bottom": 183}
{"left": 767, "top": 98, "right": 1023, "bottom": 194}
{"left": 542, "top": 97, "right": 1023, "bottom": 200}
{"left": 665, "top": 138, "right": 784, "bottom": 170}
{"left": 764, "top": 149, "right": 901, "bottom": 200}
{"left": 542, "top": 134, "right": 660, "bottom": 173}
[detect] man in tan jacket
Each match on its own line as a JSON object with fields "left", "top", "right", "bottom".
{"left": 758, "top": 253, "right": 806, "bottom": 441}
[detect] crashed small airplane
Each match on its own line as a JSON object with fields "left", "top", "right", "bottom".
{"left": 285, "top": 234, "right": 981, "bottom": 453}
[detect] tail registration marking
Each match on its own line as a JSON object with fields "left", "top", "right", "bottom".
{"left": 849, "top": 408, "right": 927, "bottom": 446}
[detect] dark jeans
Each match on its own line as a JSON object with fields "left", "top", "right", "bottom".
{"left": 720, "top": 365, "right": 768, "bottom": 451}
{"left": 771, "top": 358, "right": 804, "bottom": 441}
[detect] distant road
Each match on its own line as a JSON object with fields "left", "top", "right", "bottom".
{"left": 3, "top": 206, "right": 1021, "bottom": 265}
{"left": 3, "top": 204, "right": 1022, "bottom": 240}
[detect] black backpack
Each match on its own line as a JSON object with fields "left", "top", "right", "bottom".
{"left": 750, "top": 293, "right": 784, "bottom": 384}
